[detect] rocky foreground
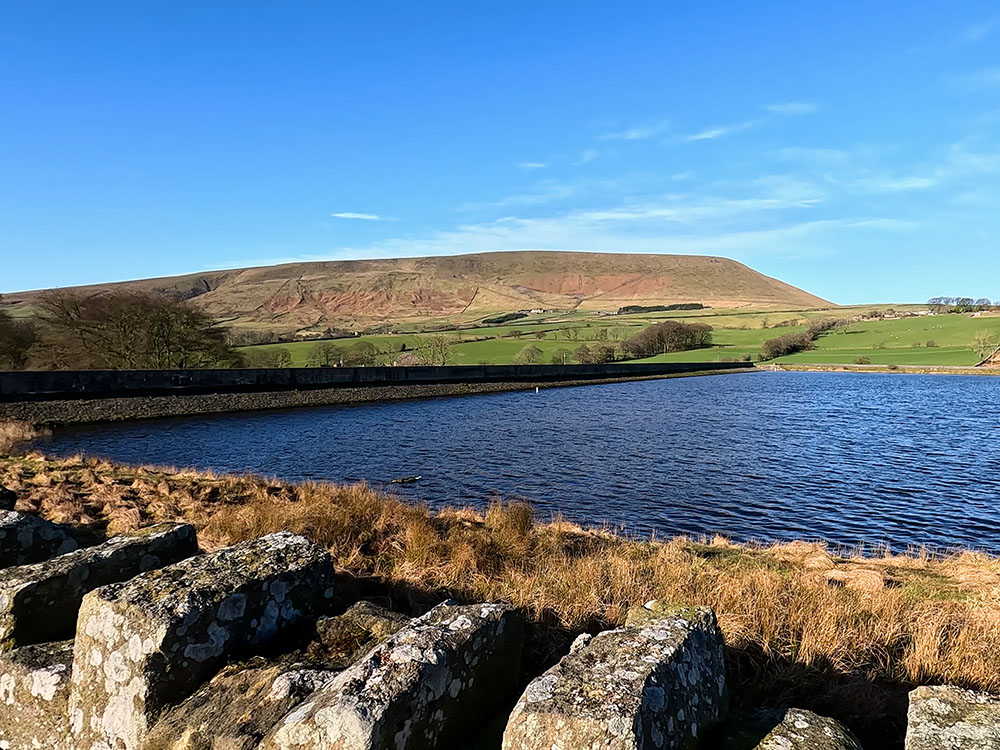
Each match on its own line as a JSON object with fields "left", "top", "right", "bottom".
{"left": 0, "top": 505, "right": 997, "bottom": 749}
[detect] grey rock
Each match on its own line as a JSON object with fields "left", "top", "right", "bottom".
{"left": 67, "top": 531, "right": 336, "bottom": 750}
{"left": 261, "top": 601, "right": 524, "bottom": 750}
{"left": 906, "top": 685, "right": 1000, "bottom": 749}
{"left": 310, "top": 600, "right": 410, "bottom": 667}
{"left": 0, "top": 639, "right": 74, "bottom": 749}
{"left": 144, "top": 657, "right": 337, "bottom": 750}
{"left": 721, "top": 708, "right": 863, "bottom": 749}
{"left": 503, "top": 602, "right": 727, "bottom": 750}
{"left": 145, "top": 601, "right": 411, "bottom": 750}
{"left": 0, "top": 510, "right": 79, "bottom": 569}
{"left": 0, "top": 522, "right": 198, "bottom": 651}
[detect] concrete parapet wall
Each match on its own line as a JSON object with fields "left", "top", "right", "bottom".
{"left": 0, "top": 362, "right": 752, "bottom": 402}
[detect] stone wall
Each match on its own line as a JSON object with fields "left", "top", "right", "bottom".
{"left": 0, "top": 362, "right": 753, "bottom": 402}
{"left": 0, "top": 369, "right": 750, "bottom": 425}
{"left": 0, "top": 507, "right": 993, "bottom": 749}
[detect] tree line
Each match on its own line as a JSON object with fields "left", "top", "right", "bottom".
{"left": 0, "top": 291, "right": 237, "bottom": 370}
{"left": 0, "top": 291, "right": 715, "bottom": 370}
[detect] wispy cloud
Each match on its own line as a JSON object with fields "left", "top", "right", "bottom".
{"left": 954, "top": 18, "right": 997, "bottom": 45}
{"left": 331, "top": 212, "right": 387, "bottom": 220}
{"left": 684, "top": 118, "right": 765, "bottom": 142}
{"left": 598, "top": 120, "right": 671, "bottom": 141}
{"left": 766, "top": 102, "right": 818, "bottom": 116}
{"left": 516, "top": 162, "right": 547, "bottom": 169}
{"left": 574, "top": 148, "right": 599, "bottom": 165}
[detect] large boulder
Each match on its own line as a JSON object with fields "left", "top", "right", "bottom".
{"left": 260, "top": 601, "right": 524, "bottom": 750}
{"left": 67, "top": 531, "right": 336, "bottom": 750}
{"left": 721, "top": 708, "right": 864, "bottom": 749}
{"left": 0, "top": 640, "right": 74, "bottom": 749}
{"left": 906, "top": 685, "right": 1000, "bottom": 749}
{"left": 145, "top": 601, "right": 412, "bottom": 750}
{"left": 143, "top": 657, "right": 337, "bottom": 750}
{"left": 503, "top": 602, "right": 727, "bottom": 750}
{"left": 0, "top": 522, "right": 198, "bottom": 651}
{"left": 0, "top": 510, "right": 78, "bottom": 568}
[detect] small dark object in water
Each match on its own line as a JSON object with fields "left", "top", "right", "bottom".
{"left": 390, "top": 475, "right": 422, "bottom": 484}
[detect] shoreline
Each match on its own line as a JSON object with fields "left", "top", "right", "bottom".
{"left": 774, "top": 362, "right": 1000, "bottom": 376}
{"left": 0, "top": 368, "right": 747, "bottom": 426}
{"left": 2, "top": 450, "right": 999, "bottom": 747}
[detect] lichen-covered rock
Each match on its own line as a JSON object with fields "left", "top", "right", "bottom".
{"left": 721, "top": 708, "right": 863, "bottom": 749}
{"left": 0, "top": 510, "right": 79, "bottom": 569}
{"left": 503, "top": 603, "right": 727, "bottom": 750}
{"left": 145, "top": 601, "right": 412, "bottom": 750}
{"left": 68, "top": 531, "right": 336, "bottom": 750}
{"left": 0, "top": 639, "right": 74, "bottom": 749}
{"left": 261, "top": 601, "right": 524, "bottom": 750}
{"left": 144, "top": 657, "right": 337, "bottom": 750}
{"left": 0, "top": 522, "right": 198, "bottom": 651}
{"left": 906, "top": 685, "right": 1000, "bottom": 749}
{"left": 309, "top": 600, "right": 410, "bottom": 666}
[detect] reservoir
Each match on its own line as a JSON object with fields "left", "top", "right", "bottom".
{"left": 33, "top": 372, "right": 1000, "bottom": 553}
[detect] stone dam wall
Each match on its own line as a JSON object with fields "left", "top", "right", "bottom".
{"left": 0, "top": 503, "right": 995, "bottom": 748}
{"left": 0, "top": 362, "right": 753, "bottom": 424}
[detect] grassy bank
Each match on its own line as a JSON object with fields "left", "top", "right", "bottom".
{"left": 2, "top": 448, "right": 1000, "bottom": 746}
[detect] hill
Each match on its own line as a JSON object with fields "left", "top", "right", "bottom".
{"left": 4, "top": 251, "right": 831, "bottom": 334}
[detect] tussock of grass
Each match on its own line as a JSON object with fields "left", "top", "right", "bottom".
{"left": 0, "top": 420, "right": 47, "bottom": 454}
{"left": 2, "top": 451, "right": 999, "bottom": 746}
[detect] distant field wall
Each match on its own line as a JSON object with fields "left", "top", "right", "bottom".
{"left": 0, "top": 363, "right": 754, "bottom": 424}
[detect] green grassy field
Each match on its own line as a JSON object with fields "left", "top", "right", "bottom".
{"left": 237, "top": 306, "right": 1000, "bottom": 367}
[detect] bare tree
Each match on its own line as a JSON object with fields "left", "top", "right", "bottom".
{"left": 512, "top": 344, "right": 542, "bottom": 365}
{"left": 0, "top": 304, "right": 37, "bottom": 370}
{"left": 974, "top": 331, "right": 997, "bottom": 359}
{"left": 307, "top": 342, "right": 343, "bottom": 367}
{"left": 424, "top": 334, "right": 455, "bottom": 365}
{"left": 31, "top": 290, "right": 236, "bottom": 369}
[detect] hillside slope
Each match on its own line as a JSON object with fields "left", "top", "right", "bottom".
{"left": 6, "top": 251, "right": 831, "bottom": 333}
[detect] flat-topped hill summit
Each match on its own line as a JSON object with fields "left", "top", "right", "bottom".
{"left": 5, "top": 251, "right": 830, "bottom": 332}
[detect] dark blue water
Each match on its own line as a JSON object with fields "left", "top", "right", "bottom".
{"left": 33, "top": 372, "right": 1000, "bottom": 552}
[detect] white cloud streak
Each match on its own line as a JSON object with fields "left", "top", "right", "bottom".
{"left": 331, "top": 212, "right": 387, "bottom": 220}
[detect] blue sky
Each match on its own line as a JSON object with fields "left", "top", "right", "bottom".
{"left": 2, "top": 2, "right": 999, "bottom": 304}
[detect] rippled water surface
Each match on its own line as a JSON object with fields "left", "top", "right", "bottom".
{"left": 34, "top": 372, "right": 1000, "bottom": 552}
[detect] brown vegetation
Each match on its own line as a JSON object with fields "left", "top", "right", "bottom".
{"left": 0, "top": 450, "right": 998, "bottom": 744}
{"left": 11, "top": 290, "right": 239, "bottom": 370}
{"left": 4, "top": 251, "right": 832, "bottom": 333}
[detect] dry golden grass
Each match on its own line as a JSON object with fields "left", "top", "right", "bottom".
{"left": 2, "top": 449, "right": 999, "bottom": 745}
{"left": 0, "top": 420, "right": 47, "bottom": 454}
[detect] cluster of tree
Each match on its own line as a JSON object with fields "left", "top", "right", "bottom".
{"left": 760, "top": 333, "right": 814, "bottom": 360}
{"left": 240, "top": 333, "right": 460, "bottom": 369}
{"left": 616, "top": 303, "right": 705, "bottom": 314}
{"left": 481, "top": 312, "right": 527, "bottom": 325}
{"left": 1, "top": 291, "right": 239, "bottom": 370}
{"left": 226, "top": 326, "right": 354, "bottom": 347}
{"left": 620, "top": 321, "right": 712, "bottom": 358}
{"left": 805, "top": 318, "right": 846, "bottom": 338}
{"left": 927, "top": 297, "right": 995, "bottom": 313}
{"left": 759, "top": 318, "right": 846, "bottom": 361}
